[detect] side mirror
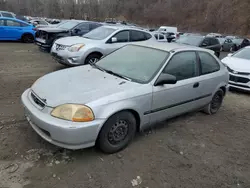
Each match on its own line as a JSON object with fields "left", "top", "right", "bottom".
{"left": 73, "top": 28, "right": 81, "bottom": 33}
{"left": 111, "top": 37, "right": 117, "bottom": 43}
{"left": 154, "top": 73, "right": 177, "bottom": 86}
{"left": 201, "top": 43, "right": 207, "bottom": 47}
{"left": 227, "top": 53, "right": 233, "bottom": 57}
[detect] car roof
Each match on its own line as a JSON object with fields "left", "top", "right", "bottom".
{"left": 101, "top": 25, "right": 149, "bottom": 31}
{"left": 0, "top": 17, "right": 30, "bottom": 24}
{"left": 134, "top": 41, "right": 214, "bottom": 53}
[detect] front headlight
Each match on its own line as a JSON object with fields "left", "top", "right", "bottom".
{"left": 51, "top": 104, "right": 94, "bottom": 122}
{"left": 68, "top": 44, "right": 85, "bottom": 52}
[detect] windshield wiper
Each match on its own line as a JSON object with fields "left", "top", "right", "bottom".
{"left": 89, "top": 62, "right": 106, "bottom": 72}
{"left": 90, "top": 63, "right": 131, "bottom": 81}
{"left": 105, "top": 70, "right": 132, "bottom": 81}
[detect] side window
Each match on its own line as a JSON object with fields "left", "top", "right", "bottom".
{"left": 154, "top": 34, "right": 164, "bottom": 40}
{"left": 20, "top": 22, "right": 29, "bottom": 27}
{"left": 198, "top": 52, "right": 220, "bottom": 75}
{"left": 90, "top": 23, "right": 101, "bottom": 30}
{"left": 163, "top": 52, "right": 198, "bottom": 81}
{"left": 0, "top": 19, "right": 5, "bottom": 26}
{"left": 6, "top": 20, "right": 21, "bottom": 27}
{"left": 76, "top": 23, "right": 90, "bottom": 32}
{"left": 228, "top": 39, "right": 232, "bottom": 43}
{"left": 113, "top": 31, "right": 129, "bottom": 43}
{"left": 130, "top": 30, "right": 146, "bottom": 42}
{"left": 144, "top": 32, "right": 152, "bottom": 40}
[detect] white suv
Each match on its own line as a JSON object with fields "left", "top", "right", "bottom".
{"left": 51, "top": 25, "right": 156, "bottom": 66}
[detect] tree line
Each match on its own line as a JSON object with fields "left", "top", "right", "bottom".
{"left": 1, "top": 0, "right": 250, "bottom": 35}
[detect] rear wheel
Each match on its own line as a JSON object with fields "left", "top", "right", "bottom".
{"left": 22, "top": 34, "right": 34, "bottom": 43}
{"left": 84, "top": 53, "right": 102, "bottom": 65}
{"left": 203, "top": 89, "right": 224, "bottom": 115}
{"left": 97, "top": 111, "right": 137, "bottom": 154}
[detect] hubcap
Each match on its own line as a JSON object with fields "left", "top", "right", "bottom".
{"left": 211, "top": 92, "right": 223, "bottom": 111}
{"left": 88, "top": 58, "right": 99, "bottom": 64}
{"left": 108, "top": 120, "right": 129, "bottom": 145}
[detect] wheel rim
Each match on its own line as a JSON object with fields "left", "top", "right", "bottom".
{"left": 108, "top": 120, "right": 129, "bottom": 145}
{"left": 88, "top": 58, "right": 99, "bottom": 64}
{"left": 211, "top": 92, "right": 223, "bottom": 112}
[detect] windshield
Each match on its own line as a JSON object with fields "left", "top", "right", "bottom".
{"left": 175, "top": 36, "right": 203, "bottom": 46}
{"left": 58, "top": 21, "right": 80, "bottom": 30}
{"left": 233, "top": 48, "right": 250, "bottom": 60}
{"left": 83, "top": 27, "right": 116, "bottom": 40}
{"left": 96, "top": 45, "right": 169, "bottom": 83}
{"left": 232, "top": 39, "right": 243, "bottom": 45}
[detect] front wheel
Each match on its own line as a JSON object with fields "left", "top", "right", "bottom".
{"left": 203, "top": 89, "right": 224, "bottom": 115}
{"left": 84, "top": 53, "right": 102, "bottom": 65}
{"left": 22, "top": 34, "right": 34, "bottom": 43}
{"left": 97, "top": 111, "right": 137, "bottom": 154}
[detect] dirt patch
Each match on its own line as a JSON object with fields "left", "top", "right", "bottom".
{"left": 0, "top": 43, "right": 249, "bottom": 187}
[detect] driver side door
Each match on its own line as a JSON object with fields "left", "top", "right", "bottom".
{"left": 149, "top": 51, "right": 202, "bottom": 124}
{"left": 104, "top": 30, "right": 130, "bottom": 55}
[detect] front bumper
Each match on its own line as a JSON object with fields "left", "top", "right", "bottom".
{"left": 228, "top": 73, "right": 250, "bottom": 91}
{"left": 35, "top": 39, "right": 51, "bottom": 49}
{"left": 21, "top": 89, "right": 106, "bottom": 150}
{"left": 51, "top": 44, "right": 87, "bottom": 66}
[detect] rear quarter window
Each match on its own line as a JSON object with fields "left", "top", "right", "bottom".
{"left": 198, "top": 51, "right": 220, "bottom": 75}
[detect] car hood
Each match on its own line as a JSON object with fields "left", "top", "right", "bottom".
{"left": 222, "top": 57, "right": 250, "bottom": 72}
{"left": 31, "top": 65, "right": 140, "bottom": 107}
{"left": 55, "top": 36, "right": 101, "bottom": 46}
{"left": 38, "top": 27, "right": 68, "bottom": 33}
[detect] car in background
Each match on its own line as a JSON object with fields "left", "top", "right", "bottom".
{"left": 22, "top": 42, "right": 229, "bottom": 153}
{"left": 207, "top": 33, "right": 223, "bottom": 38}
{"left": 0, "top": 11, "right": 15, "bottom": 18}
{"left": 35, "top": 20, "right": 103, "bottom": 51}
{"left": 157, "top": 26, "right": 179, "bottom": 41}
{"left": 217, "top": 38, "right": 236, "bottom": 52}
{"left": 0, "top": 17, "right": 36, "bottom": 42}
{"left": 222, "top": 47, "right": 250, "bottom": 91}
{"left": 175, "top": 36, "right": 221, "bottom": 57}
{"left": 153, "top": 32, "right": 168, "bottom": 42}
{"left": 51, "top": 25, "right": 155, "bottom": 66}
{"left": 30, "top": 19, "right": 51, "bottom": 27}
{"left": 232, "top": 38, "right": 250, "bottom": 51}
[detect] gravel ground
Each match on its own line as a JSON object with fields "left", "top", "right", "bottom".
{"left": 0, "top": 43, "right": 250, "bottom": 188}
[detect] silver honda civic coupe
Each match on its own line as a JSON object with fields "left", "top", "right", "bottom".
{"left": 21, "top": 42, "right": 229, "bottom": 153}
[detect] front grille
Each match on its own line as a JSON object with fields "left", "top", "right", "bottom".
{"left": 31, "top": 92, "right": 45, "bottom": 108}
{"left": 229, "top": 75, "right": 249, "bottom": 83}
{"left": 55, "top": 44, "right": 67, "bottom": 51}
{"left": 230, "top": 83, "right": 250, "bottom": 88}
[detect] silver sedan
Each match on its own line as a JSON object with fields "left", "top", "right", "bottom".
{"left": 22, "top": 42, "right": 229, "bottom": 153}
{"left": 50, "top": 25, "right": 155, "bottom": 66}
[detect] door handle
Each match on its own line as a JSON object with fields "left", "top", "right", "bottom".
{"left": 193, "top": 82, "right": 199, "bottom": 88}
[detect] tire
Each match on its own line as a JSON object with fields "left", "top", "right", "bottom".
{"left": 22, "top": 34, "right": 34, "bottom": 43}
{"left": 97, "top": 111, "right": 137, "bottom": 154}
{"left": 84, "top": 53, "right": 102, "bottom": 65}
{"left": 203, "top": 89, "right": 224, "bottom": 115}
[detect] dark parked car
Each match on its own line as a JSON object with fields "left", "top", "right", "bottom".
{"left": 232, "top": 38, "right": 250, "bottom": 51}
{"left": 175, "top": 36, "right": 221, "bottom": 57}
{"left": 35, "top": 20, "right": 103, "bottom": 51}
{"left": 217, "top": 38, "right": 236, "bottom": 52}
